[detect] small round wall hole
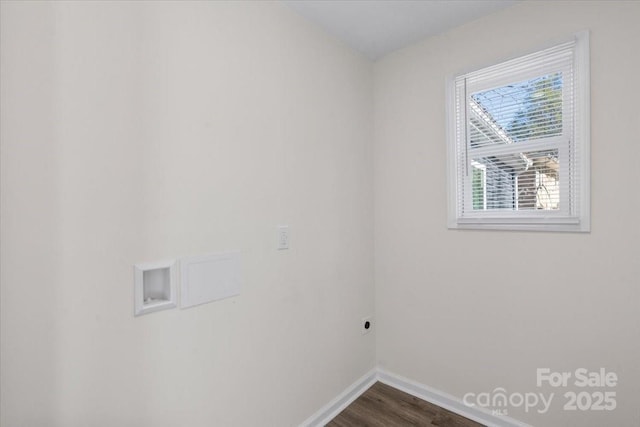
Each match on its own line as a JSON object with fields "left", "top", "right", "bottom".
{"left": 364, "top": 321, "right": 370, "bottom": 330}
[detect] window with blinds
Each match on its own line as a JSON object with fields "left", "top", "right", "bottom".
{"left": 447, "top": 33, "right": 590, "bottom": 232}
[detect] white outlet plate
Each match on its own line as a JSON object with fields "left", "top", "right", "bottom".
{"left": 362, "top": 316, "right": 373, "bottom": 335}
{"left": 277, "top": 225, "right": 289, "bottom": 250}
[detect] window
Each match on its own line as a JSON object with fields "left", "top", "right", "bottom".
{"left": 447, "top": 33, "right": 590, "bottom": 232}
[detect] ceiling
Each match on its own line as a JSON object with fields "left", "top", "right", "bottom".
{"left": 283, "top": 0, "right": 518, "bottom": 60}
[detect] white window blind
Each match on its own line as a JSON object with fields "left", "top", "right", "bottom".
{"left": 447, "top": 33, "right": 590, "bottom": 232}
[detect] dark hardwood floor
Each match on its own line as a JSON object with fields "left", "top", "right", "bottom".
{"left": 326, "top": 382, "right": 485, "bottom": 427}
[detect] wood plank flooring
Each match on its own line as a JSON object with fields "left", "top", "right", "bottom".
{"left": 327, "top": 382, "right": 485, "bottom": 427}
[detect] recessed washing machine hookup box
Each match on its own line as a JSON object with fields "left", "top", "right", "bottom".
{"left": 134, "top": 259, "right": 177, "bottom": 316}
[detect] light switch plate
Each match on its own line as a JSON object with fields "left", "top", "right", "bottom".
{"left": 277, "top": 225, "right": 289, "bottom": 250}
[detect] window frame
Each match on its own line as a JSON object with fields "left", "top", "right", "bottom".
{"left": 446, "top": 31, "right": 590, "bottom": 232}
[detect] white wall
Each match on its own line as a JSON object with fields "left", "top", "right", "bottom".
{"left": 374, "top": 1, "right": 640, "bottom": 426}
{"left": 0, "top": 2, "right": 374, "bottom": 426}
{"left": 4, "top": 1, "right": 640, "bottom": 426}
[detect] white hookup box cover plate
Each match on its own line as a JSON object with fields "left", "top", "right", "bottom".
{"left": 180, "top": 251, "right": 242, "bottom": 309}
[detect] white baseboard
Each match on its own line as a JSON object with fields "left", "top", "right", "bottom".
{"left": 301, "top": 367, "right": 531, "bottom": 427}
{"left": 299, "top": 367, "right": 378, "bottom": 427}
{"left": 377, "top": 368, "right": 531, "bottom": 427}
